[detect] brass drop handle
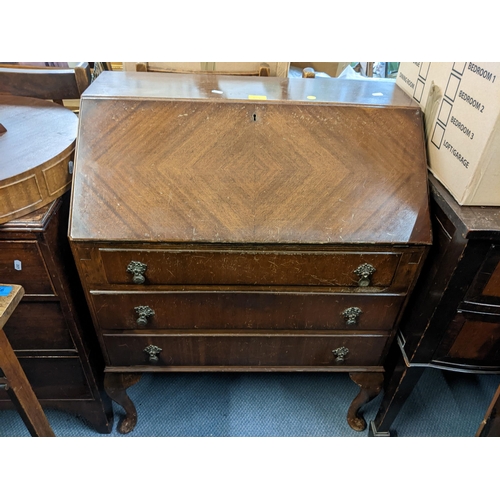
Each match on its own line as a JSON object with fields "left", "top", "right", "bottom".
{"left": 135, "top": 305, "right": 155, "bottom": 326}
{"left": 342, "top": 307, "right": 362, "bottom": 326}
{"left": 127, "top": 260, "right": 147, "bottom": 284}
{"left": 354, "top": 263, "right": 376, "bottom": 287}
{"left": 144, "top": 345, "right": 162, "bottom": 364}
{"left": 332, "top": 346, "right": 349, "bottom": 362}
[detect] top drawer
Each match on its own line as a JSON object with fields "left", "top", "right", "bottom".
{"left": 97, "top": 249, "right": 402, "bottom": 288}
{"left": 0, "top": 241, "right": 55, "bottom": 295}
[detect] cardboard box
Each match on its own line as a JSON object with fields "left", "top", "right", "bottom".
{"left": 396, "top": 62, "right": 500, "bottom": 206}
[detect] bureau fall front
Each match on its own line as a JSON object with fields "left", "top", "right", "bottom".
{"left": 69, "top": 71, "right": 431, "bottom": 433}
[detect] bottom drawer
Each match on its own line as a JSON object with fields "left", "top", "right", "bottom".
{"left": 103, "top": 334, "right": 389, "bottom": 368}
{"left": 434, "top": 311, "right": 500, "bottom": 369}
{"left": 0, "top": 357, "right": 92, "bottom": 400}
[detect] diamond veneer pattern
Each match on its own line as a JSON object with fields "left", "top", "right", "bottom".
{"left": 72, "top": 97, "right": 428, "bottom": 244}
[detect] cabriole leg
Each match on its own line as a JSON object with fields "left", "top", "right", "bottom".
{"left": 104, "top": 372, "right": 142, "bottom": 434}
{"left": 347, "top": 372, "right": 384, "bottom": 431}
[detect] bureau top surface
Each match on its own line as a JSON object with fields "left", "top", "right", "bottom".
{"left": 70, "top": 72, "right": 432, "bottom": 245}
{"left": 78, "top": 71, "right": 418, "bottom": 107}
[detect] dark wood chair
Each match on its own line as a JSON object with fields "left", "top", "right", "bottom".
{"left": 134, "top": 61, "right": 274, "bottom": 77}
{"left": 123, "top": 62, "right": 290, "bottom": 77}
{"left": 131, "top": 62, "right": 315, "bottom": 79}
{"left": 0, "top": 62, "right": 92, "bottom": 106}
{"left": 0, "top": 284, "right": 55, "bottom": 436}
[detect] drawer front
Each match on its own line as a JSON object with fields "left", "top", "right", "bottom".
{"left": 0, "top": 241, "right": 55, "bottom": 295}
{"left": 103, "top": 334, "right": 389, "bottom": 367}
{"left": 0, "top": 357, "right": 92, "bottom": 400}
{"left": 4, "top": 302, "right": 76, "bottom": 351}
{"left": 91, "top": 292, "right": 403, "bottom": 331}
{"left": 465, "top": 245, "right": 500, "bottom": 310}
{"left": 99, "top": 249, "right": 401, "bottom": 288}
{"left": 434, "top": 311, "right": 500, "bottom": 369}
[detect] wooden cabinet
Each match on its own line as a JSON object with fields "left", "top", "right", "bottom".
{"left": 372, "top": 173, "right": 500, "bottom": 436}
{"left": 69, "top": 72, "right": 432, "bottom": 434}
{"left": 0, "top": 195, "right": 113, "bottom": 433}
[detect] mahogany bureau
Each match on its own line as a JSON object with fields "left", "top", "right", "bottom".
{"left": 0, "top": 194, "right": 113, "bottom": 433}
{"left": 69, "top": 71, "right": 432, "bottom": 434}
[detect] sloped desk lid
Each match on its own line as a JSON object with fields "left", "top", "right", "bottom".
{"left": 69, "top": 72, "right": 432, "bottom": 245}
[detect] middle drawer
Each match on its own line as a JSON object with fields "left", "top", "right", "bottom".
{"left": 90, "top": 291, "right": 404, "bottom": 331}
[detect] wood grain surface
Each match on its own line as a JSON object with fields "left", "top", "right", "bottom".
{"left": 0, "top": 284, "right": 24, "bottom": 329}
{"left": 103, "top": 333, "right": 389, "bottom": 368}
{"left": 70, "top": 72, "right": 431, "bottom": 245}
{"left": 0, "top": 63, "right": 91, "bottom": 101}
{"left": 90, "top": 290, "right": 404, "bottom": 331}
{"left": 0, "top": 96, "right": 78, "bottom": 224}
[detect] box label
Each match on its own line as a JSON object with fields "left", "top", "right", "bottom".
{"left": 396, "top": 62, "right": 500, "bottom": 205}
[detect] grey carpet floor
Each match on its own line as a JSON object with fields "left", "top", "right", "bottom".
{"left": 1, "top": 368, "right": 499, "bottom": 437}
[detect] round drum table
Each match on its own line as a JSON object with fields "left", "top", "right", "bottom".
{"left": 0, "top": 95, "right": 78, "bottom": 224}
